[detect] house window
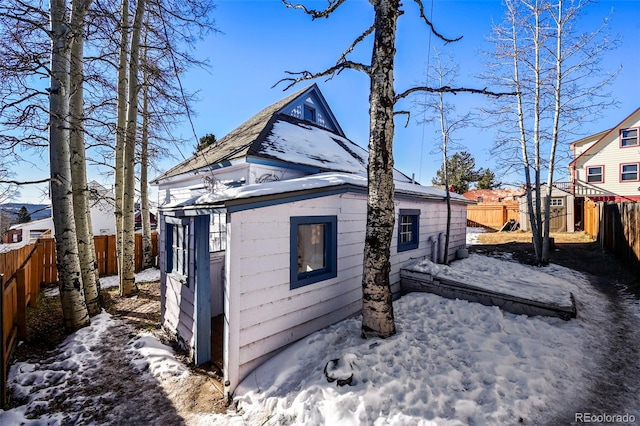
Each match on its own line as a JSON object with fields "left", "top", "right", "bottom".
{"left": 586, "top": 166, "right": 604, "bottom": 183}
{"left": 303, "top": 105, "right": 316, "bottom": 122}
{"left": 621, "top": 163, "right": 639, "bottom": 182}
{"left": 620, "top": 128, "right": 639, "bottom": 147}
{"left": 209, "top": 212, "right": 227, "bottom": 252}
{"left": 166, "top": 218, "right": 189, "bottom": 283}
{"left": 290, "top": 216, "right": 337, "bottom": 289}
{"left": 549, "top": 198, "right": 564, "bottom": 206}
{"left": 398, "top": 209, "right": 420, "bottom": 252}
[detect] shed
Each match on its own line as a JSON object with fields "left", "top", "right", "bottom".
{"left": 159, "top": 173, "right": 471, "bottom": 398}
{"left": 154, "top": 84, "right": 472, "bottom": 398}
{"left": 519, "top": 184, "right": 575, "bottom": 233}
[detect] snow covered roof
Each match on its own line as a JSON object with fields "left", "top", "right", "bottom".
{"left": 152, "top": 84, "right": 412, "bottom": 183}
{"left": 162, "top": 172, "right": 472, "bottom": 212}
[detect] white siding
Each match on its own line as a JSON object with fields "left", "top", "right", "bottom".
{"left": 576, "top": 113, "right": 640, "bottom": 197}
{"left": 224, "top": 192, "right": 468, "bottom": 394}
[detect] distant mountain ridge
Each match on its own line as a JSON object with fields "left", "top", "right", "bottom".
{"left": 0, "top": 203, "right": 52, "bottom": 222}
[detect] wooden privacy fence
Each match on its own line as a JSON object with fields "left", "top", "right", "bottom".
{"left": 0, "top": 232, "right": 158, "bottom": 406}
{"left": 583, "top": 199, "right": 640, "bottom": 277}
{"left": 467, "top": 202, "right": 520, "bottom": 230}
{"left": 0, "top": 241, "right": 44, "bottom": 407}
{"left": 41, "top": 233, "right": 158, "bottom": 285}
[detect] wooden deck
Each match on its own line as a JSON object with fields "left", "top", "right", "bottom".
{"left": 400, "top": 269, "right": 577, "bottom": 320}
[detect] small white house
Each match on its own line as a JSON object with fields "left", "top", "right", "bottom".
{"left": 7, "top": 181, "right": 117, "bottom": 242}
{"left": 153, "top": 84, "right": 472, "bottom": 398}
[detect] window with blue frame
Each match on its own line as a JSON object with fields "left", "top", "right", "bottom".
{"left": 290, "top": 216, "right": 337, "bottom": 289}
{"left": 397, "top": 209, "right": 420, "bottom": 252}
{"left": 166, "top": 217, "right": 189, "bottom": 284}
{"left": 303, "top": 105, "right": 316, "bottom": 122}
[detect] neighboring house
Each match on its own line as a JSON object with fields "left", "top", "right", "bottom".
{"left": 463, "top": 188, "right": 524, "bottom": 203}
{"left": 518, "top": 184, "right": 575, "bottom": 233}
{"left": 153, "top": 84, "right": 472, "bottom": 398}
{"left": 6, "top": 181, "right": 117, "bottom": 243}
{"left": 568, "top": 107, "right": 640, "bottom": 203}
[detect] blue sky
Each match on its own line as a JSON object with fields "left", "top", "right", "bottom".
{"left": 12, "top": 0, "right": 640, "bottom": 203}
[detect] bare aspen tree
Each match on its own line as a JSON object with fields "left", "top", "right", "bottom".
{"left": 486, "top": 0, "right": 618, "bottom": 264}
{"left": 69, "top": 0, "right": 101, "bottom": 315}
{"left": 140, "top": 59, "right": 154, "bottom": 269}
{"left": 115, "top": 0, "right": 129, "bottom": 284}
{"left": 415, "top": 51, "right": 473, "bottom": 264}
{"left": 50, "top": 0, "right": 90, "bottom": 331}
{"left": 282, "top": 0, "right": 511, "bottom": 338}
{"left": 120, "top": 0, "right": 147, "bottom": 296}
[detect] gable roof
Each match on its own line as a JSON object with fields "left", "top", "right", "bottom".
{"left": 153, "top": 84, "right": 350, "bottom": 183}
{"left": 569, "top": 107, "right": 640, "bottom": 167}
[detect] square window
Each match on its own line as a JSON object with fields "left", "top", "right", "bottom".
{"left": 303, "top": 105, "right": 316, "bottom": 122}
{"left": 550, "top": 198, "right": 564, "bottom": 206}
{"left": 621, "top": 163, "right": 639, "bottom": 182}
{"left": 621, "top": 128, "right": 639, "bottom": 147}
{"left": 587, "top": 166, "right": 603, "bottom": 183}
{"left": 398, "top": 209, "right": 420, "bottom": 252}
{"left": 209, "top": 212, "right": 227, "bottom": 252}
{"left": 290, "top": 216, "right": 337, "bottom": 289}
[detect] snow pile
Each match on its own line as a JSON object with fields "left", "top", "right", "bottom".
{"left": 406, "top": 254, "right": 575, "bottom": 307}
{"left": 126, "top": 333, "right": 187, "bottom": 379}
{"left": 3, "top": 313, "right": 116, "bottom": 424}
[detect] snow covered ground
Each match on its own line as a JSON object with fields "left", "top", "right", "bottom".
{"left": 2, "top": 253, "right": 640, "bottom": 425}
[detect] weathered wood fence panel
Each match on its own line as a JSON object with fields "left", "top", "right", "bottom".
{"left": 583, "top": 199, "right": 640, "bottom": 277}
{"left": 467, "top": 202, "right": 520, "bottom": 230}
{"left": 40, "top": 232, "right": 157, "bottom": 284}
{"left": 0, "top": 241, "right": 41, "bottom": 408}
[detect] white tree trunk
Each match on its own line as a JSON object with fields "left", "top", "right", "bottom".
{"left": 120, "top": 0, "right": 146, "bottom": 296}
{"left": 50, "top": 0, "right": 89, "bottom": 331}
{"left": 140, "top": 78, "right": 154, "bottom": 269}
{"left": 361, "top": 0, "right": 399, "bottom": 339}
{"left": 115, "top": 0, "right": 128, "bottom": 282}
{"left": 69, "top": 0, "right": 100, "bottom": 316}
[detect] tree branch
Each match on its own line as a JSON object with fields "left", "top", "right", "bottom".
{"left": 395, "top": 85, "right": 517, "bottom": 102}
{"left": 282, "top": 0, "right": 347, "bottom": 20}
{"left": 337, "top": 23, "right": 374, "bottom": 65}
{"left": 413, "top": 0, "right": 463, "bottom": 43}
{"left": 394, "top": 110, "right": 411, "bottom": 128}
{"left": 0, "top": 178, "right": 50, "bottom": 185}
{"left": 273, "top": 60, "right": 370, "bottom": 91}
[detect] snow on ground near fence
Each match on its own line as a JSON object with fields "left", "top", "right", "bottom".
{"left": 43, "top": 268, "right": 160, "bottom": 297}
{"left": 466, "top": 227, "right": 486, "bottom": 246}
{"left": 2, "top": 258, "right": 639, "bottom": 425}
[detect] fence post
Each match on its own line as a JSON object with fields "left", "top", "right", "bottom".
{"left": 16, "top": 269, "right": 27, "bottom": 340}
{"left": 0, "top": 273, "right": 6, "bottom": 408}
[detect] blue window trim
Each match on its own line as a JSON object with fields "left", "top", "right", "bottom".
{"left": 290, "top": 216, "right": 338, "bottom": 290}
{"left": 397, "top": 209, "right": 420, "bottom": 252}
